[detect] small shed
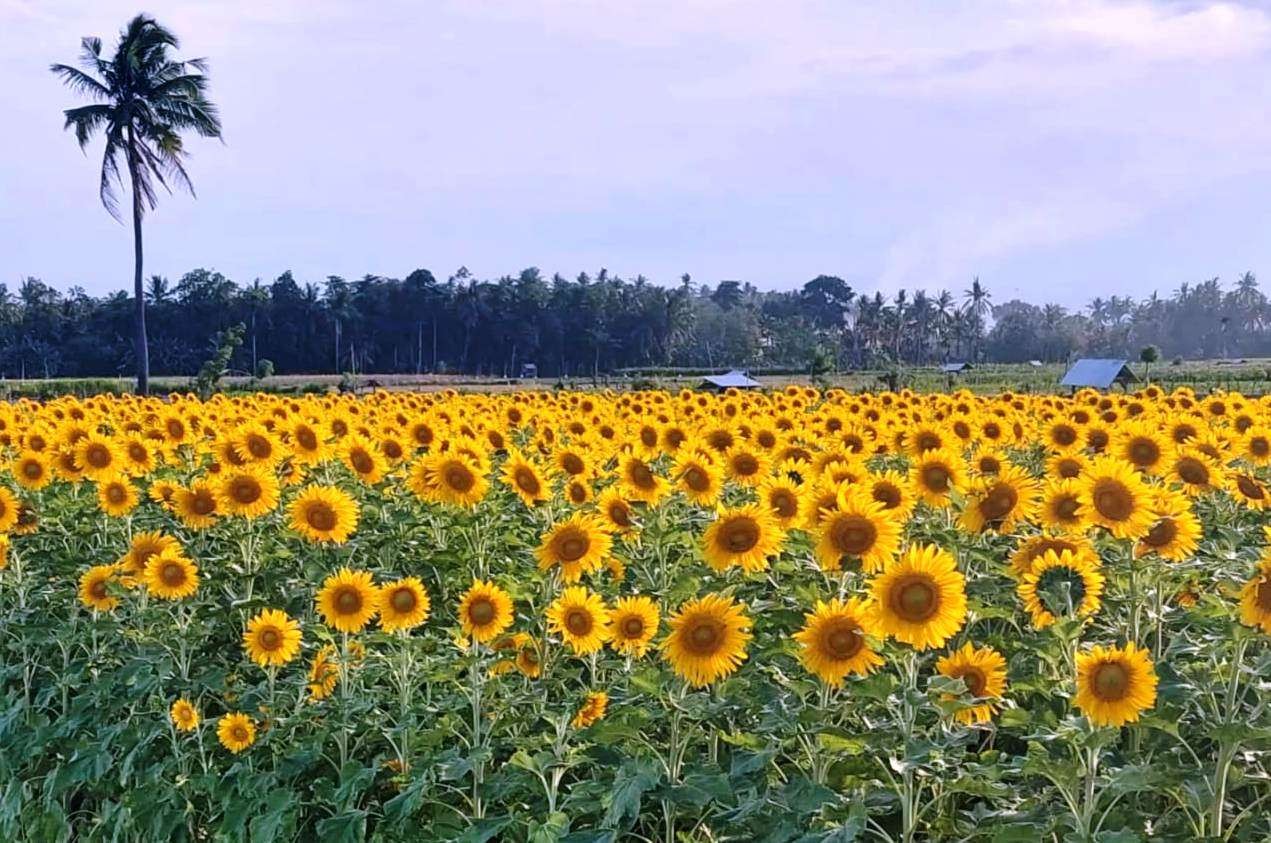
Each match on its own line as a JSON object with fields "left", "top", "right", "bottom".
{"left": 519, "top": 363, "right": 538, "bottom": 379}
{"left": 939, "top": 362, "right": 972, "bottom": 374}
{"left": 1060, "top": 358, "right": 1138, "bottom": 390}
{"left": 699, "top": 369, "right": 761, "bottom": 391}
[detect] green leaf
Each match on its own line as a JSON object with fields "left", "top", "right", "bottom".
{"left": 249, "top": 789, "right": 293, "bottom": 842}
{"left": 602, "top": 760, "right": 662, "bottom": 829}
{"left": 315, "top": 810, "right": 366, "bottom": 843}
{"left": 457, "top": 816, "right": 512, "bottom": 843}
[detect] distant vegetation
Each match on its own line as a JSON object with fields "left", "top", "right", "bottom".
{"left": 4, "top": 270, "right": 1271, "bottom": 382}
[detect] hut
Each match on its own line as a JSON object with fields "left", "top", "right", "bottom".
{"left": 699, "top": 369, "right": 761, "bottom": 391}
{"left": 939, "top": 362, "right": 972, "bottom": 374}
{"left": 1060, "top": 358, "right": 1138, "bottom": 390}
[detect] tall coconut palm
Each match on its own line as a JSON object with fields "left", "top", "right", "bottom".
{"left": 961, "top": 277, "right": 992, "bottom": 362}
{"left": 52, "top": 15, "right": 221, "bottom": 394}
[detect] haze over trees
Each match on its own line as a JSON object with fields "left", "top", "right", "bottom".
{"left": 2, "top": 269, "right": 1268, "bottom": 380}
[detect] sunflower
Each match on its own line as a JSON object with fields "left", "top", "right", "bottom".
{"left": 217, "top": 713, "right": 257, "bottom": 753}
{"left": 411, "top": 453, "right": 489, "bottom": 508}
{"left": 1230, "top": 471, "right": 1271, "bottom": 510}
{"left": 596, "top": 488, "right": 639, "bottom": 537}
{"left": 958, "top": 463, "right": 1040, "bottom": 534}
{"left": 619, "top": 453, "right": 669, "bottom": 505}
{"left": 1238, "top": 556, "right": 1271, "bottom": 633}
{"left": 801, "top": 478, "right": 845, "bottom": 529}
{"left": 815, "top": 489, "right": 902, "bottom": 574}
{"left": 702, "top": 504, "right": 784, "bottom": 573}
{"left": 458, "top": 579, "right": 515, "bottom": 643}
{"left": 1037, "top": 478, "right": 1089, "bottom": 535}
{"left": 144, "top": 549, "right": 199, "bottom": 601}
{"left": 0, "top": 486, "right": 22, "bottom": 534}
{"left": 661, "top": 593, "right": 752, "bottom": 686}
{"left": 869, "top": 544, "right": 966, "bottom": 650}
{"left": 909, "top": 448, "right": 965, "bottom": 508}
{"left": 289, "top": 485, "right": 359, "bottom": 544}
{"left": 1017, "top": 548, "right": 1104, "bottom": 629}
{"left": 571, "top": 690, "right": 609, "bottom": 728}
{"left": 316, "top": 568, "right": 380, "bottom": 633}
{"left": 148, "top": 479, "right": 180, "bottom": 509}
{"left": 1080, "top": 457, "right": 1156, "bottom": 540}
{"left": 564, "top": 478, "right": 592, "bottom": 505}
{"left": 609, "top": 595, "right": 660, "bottom": 657}
{"left": 516, "top": 638, "right": 544, "bottom": 678}
{"left": 536, "top": 513, "right": 613, "bottom": 582}
{"left": 1166, "top": 447, "right": 1226, "bottom": 497}
{"left": 1134, "top": 492, "right": 1201, "bottom": 561}
{"left": 96, "top": 474, "right": 139, "bottom": 518}
{"left": 79, "top": 564, "right": 120, "bottom": 612}
{"left": 232, "top": 424, "right": 284, "bottom": 467}
{"left": 1008, "top": 534, "right": 1094, "bottom": 580}
{"left": 757, "top": 474, "right": 802, "bottom": 528}
{"left": 501, "top": 449, "right": 549, "bottom": 507}
{"left": 341, "top": 435, "right": 387, "bottom": 485}
{"left": 866, "top": 470, "right": 916, "bottom": 520}
{"left": 287, "top": 418, "right": 330, "bottom": 465}
{"left": 380, "top": 577, "right": 431, "bottom": 632}
{"left": 119, "top": 436, "right": 157, "bottom": 476}
{"left": 170, "top": 698, "right": 200, "bottom": 732}
{"left": 119, "top": 531, "right": 181, "bottom": 586}
{"left": 723, "top": 444, "right": 769, "bottom": 487}
{"left": 12, "top": 451, "right": 52, "bottom": 490}
{"left": 307, "top": 645, "right": 340, "bottom": 700}
{"left": 546, "top": 587, "right": 611, "bottom": 655}
{"left": 243, "top": 608, "right": 303, "bottom": 667}
{"left": 1074, "top": 642, "right": 1158, "bottom": 727}
{"left": 73, "top": 434, "right": 121, "bottom": 480}
{"left": 1239, "top": 426, "right": 1271, "bottom": 466}
{"left": 216, "top": 467, "right": 280, "bottom": 519}
{"left": 175, "top": 481, "right": 221, "bottom": 529}
{"left": 793, "top": 597, "right": 883, "bottom": 684}
{"left": 674, "top": 449, "right": 724, "bottom": 506}
{"left": 936, "top": 643, "right": 1008, "bottom": 725}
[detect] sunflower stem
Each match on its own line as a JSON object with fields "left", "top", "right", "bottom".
{"left": 1211, "top": 633, "right": 1248, "bottom": 837}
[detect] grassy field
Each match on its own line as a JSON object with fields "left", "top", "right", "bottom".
{"left": 6, "top": 358, "right": 1271, "bottom": 398}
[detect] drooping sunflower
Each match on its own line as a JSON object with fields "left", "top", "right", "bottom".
{"left": 536, "top": 513, "right": 613, "bottom": 582}
{"left": 217, "top": 713, "right": 257, "bottom": 754}
{"left": 96, "top": 474, "right": 139, "bottom": 518}
{"left": 701, "top": 504, "right": 784, "bottom": 573}
{"left": 79, "top": 564, "right": 120, "bottom": 612}
{"left": 1037, "top": 478, "right": 1089, "bottom": 535}
{"left": 458, "top": 579, "right": 515, "bottom": 643}
{"left": 674, "top": 449, "right": 724, "bottom": 507}
{"left": 289, "top": 485, "right": 359, "bottom": 544}
{"left": 1080, "top": 457, "right": 1156, "bottom": 540}
{"left": 546, "top": 586, "right": 611, "bottom": 655}
{"left": 216, "top": 467, "right": 281, "bottom": 519}
{"left": 909, "top": 448, "right": 965, "bottom": 508}
{"left": 1134, "top": 492, "right": 1202, "bottom": 561}
{"left": 143, "top": 549, "right": 200, "bottom": 601}
{"left": 500, "top": 449, "right": 549, "bottom": 507}
{"left": 175, "top": 480, "right": 221, "bottom": 530}
{"left": 1074, "top": 642, "right": 1158, "bottom": 727}
{"left": 1017, "top": 548, "right": 1104, "bottom": 629}
{"left": 661, "top": 593, "right": 752, "bottom": 686}
{"left": 958, "top": 463, "right": 1040, "bottom": 534}
{"left": 608, "top": 595, "right": 660, "bottom": 658}
{"left": 243, "top": 608, "right": 303, "bottom": 667}
{"left": 936, "top": 643, "right": 1008, "bottom": 725}
{"left": 307, "top": 644, "right": 340, "bottom": 700}
{"left": 170, "top": 698, "right": 200, "bottom": 732}
{"left": 380, "top": 577, "right": 431, "bottom": 632}
{"left": 1238, "top": 556, "right": 1271, "bottom": 633}
{"left": 316, "top": 568, "right": 380, "bottom": 632}
{"left": 869, "top": 544, "right": 967, "bottom": 650}
{"left": 571, "top": 690, "right": 609, "bottom": 729}
{"left": 793, "top": 597, "right": 883, "bottom": 684}
{"left": 815, "top": 489, "right": 902, "bottom": 574}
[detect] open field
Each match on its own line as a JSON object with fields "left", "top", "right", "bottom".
{"left": 1, "top": 385, "right": 1268, "bottom": 840}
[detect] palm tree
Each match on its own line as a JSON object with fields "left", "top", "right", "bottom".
{"left": 52, "top": 15, "right": 221, "bottom": 394}
{"left": 961, "top": 277, "right": 992, "bottom": 362}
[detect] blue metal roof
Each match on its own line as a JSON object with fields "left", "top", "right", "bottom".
{"left": 939, "top": 362, "right": 971, "bottom": 373}
{"left": 1060, "top": 358, "right": 1138, "bottom": 388}
{"left": 700, "top": 369, "right": 762, "bottom": 389}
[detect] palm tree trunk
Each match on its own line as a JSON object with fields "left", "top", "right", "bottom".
{"left": 128, "top": 145, "right": 150, "bottom": 395}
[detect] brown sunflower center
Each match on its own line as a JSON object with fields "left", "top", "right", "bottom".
{"left": 621, "top": 617, "right": 645, "bottom": 638}
{"left": 684, "top": 619, "right": 723, "bottom": 655}
{"left": 296, "top": 428, "right": 318, "bottom": 450}
{"left": 1092, "top": 479, "right": 1133, "bottom": 521}
{"left": 921, "top": 464, "right": 950, "bottom": 493}
{"left": 1237, "top": 475, "right": 1266, "bottom": 500}
{"left": 1128, "top": 439, "right": 1159, "bottom": 466}
{"left": 824, "top": 623, "right": 864, "bottom": 660}
{"left": 628, "top": 461, "right": 656, "bottom": 489}
{"left": 1176, "top": 457, "right": 1209, "bottom": 486}
{"left": 106, "top": 485, "right": 127, "bottom": 504}
{"left": 891, "top": 575, "right": 939, "bottom": 622}
{"left": 1142, "top": 518, "right": 1178, "bottom": 548}
{"left": 770, "top": 489, "right": 798, "bottom": 518}
{"left": 445, "top": 464, "right": 475, "bottom": 492}
{"left": 1091, "top": 661, "right": 1130, "bottom": 702}
{"left": 608, "top": 503, "right": 632, "bottom": 528}
{"left": 957, "top": 667, "right": 987, "bottom": 697}
{"left": 978, "top": 484, "right": 1018, "bottom": 522}
{"left": 468, "top": 598, "right": 495, "bottom": 626}
{"left": 1255, "top": 579, "right": 1271, "bottom": 611}
{"left": 1052, "top": 425, "right": 1077, "bottom": 446}
{"left": 383, "top": 441, "right": 403, "bottom": 460}
{"left": 1087, "top": 429, "right": 1110, "bottom": 451}
{"left": 22, "top": 461, "right": 42, "bottom": 479}
{"left": 915, "top": 431, "right": 941, "bottom": 452}
{"left": 306, "top": 502, "right": 338, "bottom": 532}
{"left": 1252, "top": 437, "right": 1270, "bottom": 458}
{"left": 232, "top": 478, "right": 262, "bottom": 504}
{"left": 192, "top": 492, "right": 216, "bottom": 516}
{"left": 390, "top": 588, "right": 417, "bottom": 614}
{"left": 85, "top": 443, "right": 111, "bottom": 467}
{"left": 831, "top": 515, "right": 877, "bottom": 555}
{"left": 872, "top": 483, "right": 901, "bottom": 509}
{"left": 1056, "top": 458, "right": 1082, "bottom": 479}
{"left": 561, "top": 453, "right": 584, "bottom": 475}
{"left": 232, "top": 725, "right": 249, "bottom": 742}
{"left": 1054, "top": 495, "right": 1080, "bottom": 520}
{"left": 731, "top": 454, "right": 759, "bottom": 476}
{"left": 514, "top": 467, "right": 540, "bottom": 495}
{"left": 351, "top": 450, "right": 374, "bottom": 474}
{"left": 160, "top": 562, "right": 185, "bottom": 586}
{"left": 335, "top": 588, "right": 362, "bottom": 615}
{"left": 564, "top": 608, "right": 593, "bottom": 636}
{"left": 259, "top": 629, "right": 281, "bottom": 650}
{"left": 90, "top": 579, "right": 108, "bottom": 600}
{"left": 640, "top": 427, "right": 658, "bottom": 447}
{"left": 246, "top": 436, "right": 271, "bottom": 459}
{"left": 720, "top": 516, "right": 760, "bottom": 553}
{"left": 684, "top": 467, "right": 711, "bottom": 492}
{"left": 555, "top": 530, "right": 589, "bottom": 562}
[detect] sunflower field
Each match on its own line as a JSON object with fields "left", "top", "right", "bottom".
{"left": 1, "top": 385, "right": 1269, "bottom": 842}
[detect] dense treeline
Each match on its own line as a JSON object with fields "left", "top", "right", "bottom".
{"left": 2, "top": 268, "right": 1268, "bottom": 379}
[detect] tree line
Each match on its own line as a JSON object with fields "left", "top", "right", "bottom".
{"left": 3, "top": 269, "right": 1270, "bottom": 380}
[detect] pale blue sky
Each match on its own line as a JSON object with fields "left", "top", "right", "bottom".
{"left": 2, "top": 0, "right": 1270, "bottom": 307}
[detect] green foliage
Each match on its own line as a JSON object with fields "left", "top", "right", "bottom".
{"left": 194, "top": 323, "right": 245, "bottom": 398}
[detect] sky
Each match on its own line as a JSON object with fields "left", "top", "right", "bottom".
{"left": 2, "top": 0, "right": 1270, "bottom": 308}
